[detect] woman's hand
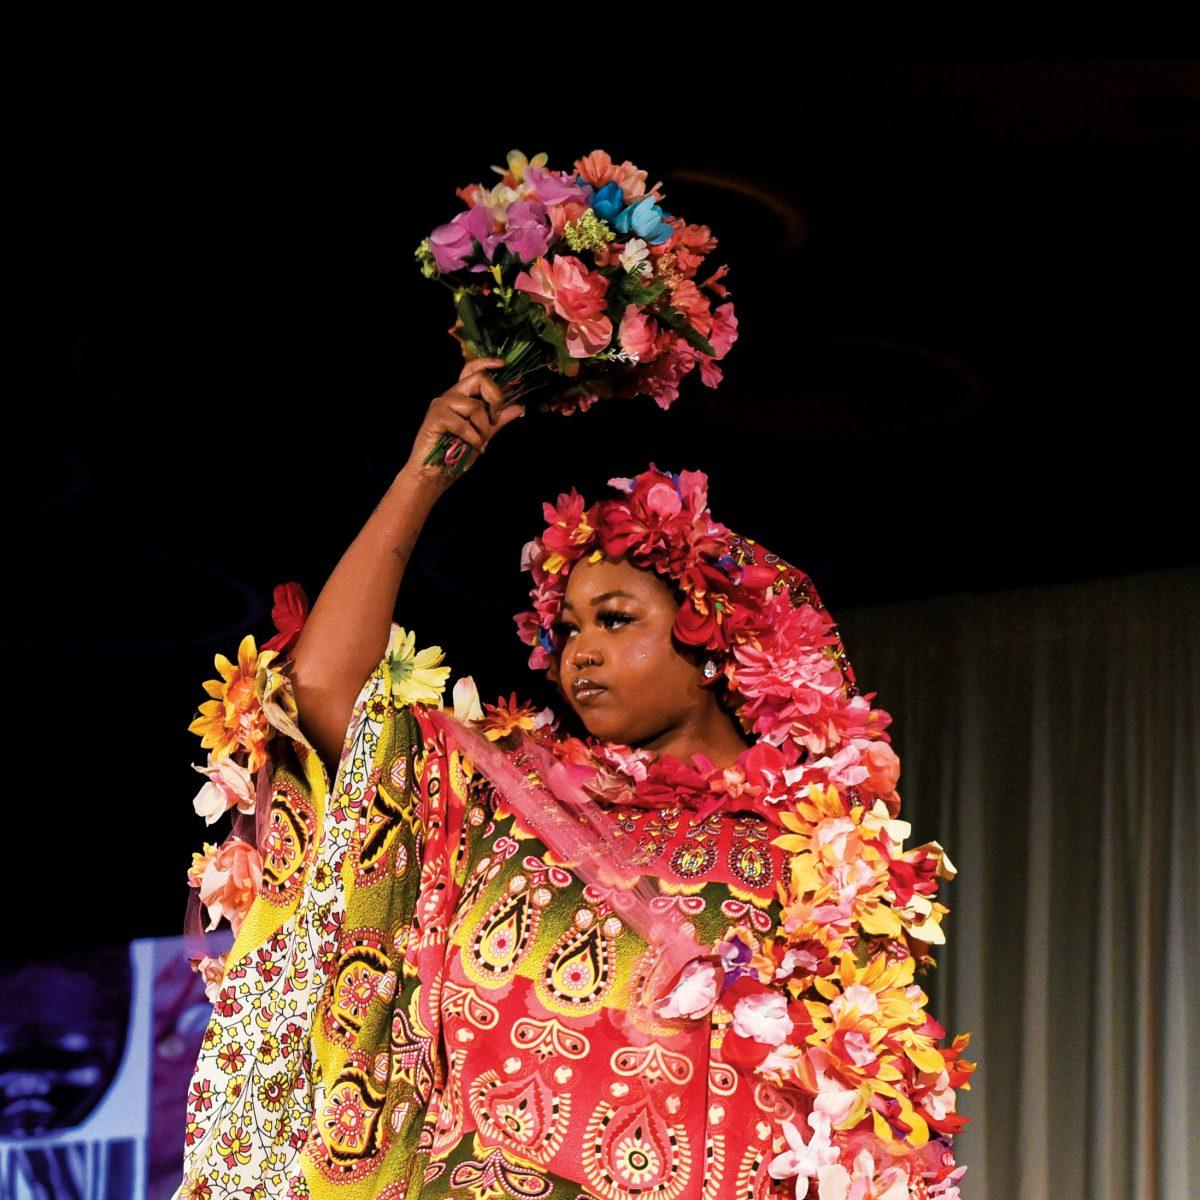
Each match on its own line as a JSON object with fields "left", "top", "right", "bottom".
{"left": 402, "top": 355, "right": 526, "bottom": 490}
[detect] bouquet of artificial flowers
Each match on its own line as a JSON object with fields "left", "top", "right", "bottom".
{"left": 415, "top": 148, "right": 739, "bottom": 478}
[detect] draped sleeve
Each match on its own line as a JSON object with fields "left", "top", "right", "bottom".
{"left": 174, "top": 621, "right": 480, "bottom": 1200}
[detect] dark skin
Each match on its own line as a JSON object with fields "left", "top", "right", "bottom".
{"left": 544, "top": 553, "right": 754, "bottom": 769}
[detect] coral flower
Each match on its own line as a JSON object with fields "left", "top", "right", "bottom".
{"left": 618, "top": 304, "right": 658, "bottom": 362}
{"left": 513, "top": 256, "right": 613, "bottom": 358}
{"left": 193, "top": 837, "right": 263, "bottom": 934}
{"left": 188, "top": 634, "right": 280, "bottom": 772}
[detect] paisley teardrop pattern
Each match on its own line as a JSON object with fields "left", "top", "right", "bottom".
{"left": 305, "top": 1050, "right": 390, "bottom": 1185}
{"left": 668, "top": 837, "right": 718, "bottom": 879}
{"left": 440, "top": 979, "right": 501, "bottom": 1033}
{"left": 510, "top": 1016, "right": 591, "bottom": 1061}
{"left": 720, "top": 896, "right": 774, "bottom": 935}
{"left": 257, "top": 776, "right": 316, "bottom": 905}
{"left": 535, "top": 914, "right": 616, "bottom": 1015}
{"left": 467, "top": 1065, "right": 572, "bottom": 1162}
{"left": 626, "top": 808, "right": 683, "bottom": 867}
{"left": 581, "top": 1093, "right": 692, "bottom": 1200}
{"left": 446, "top": 857, "right": 494, "bottom": 944}
{"left": 707, "top": 1061, "right": 739, "bottom": 1098}
{"left": 463, "top": 877, "right": 541, "bottom": 988}
{"left": 447, "top": 1146, "right": 555, "bottom": 1198}
{"left": 388, "top": 1001, "right": 435, "bottom": 1109}
{"left": 726, "top": 818, "right": 776, "bottom": 893}
{"left": 610, "top": 1044, "right": 693, "bottom": 1087}
{"left": 752, "top": 1078, "right": 802, "bottom": 1126}
{"left": 352, "top": 765, "right": 418, "bottom": 889}
{"left": 321, "top": 926, "right": 396, "bottom": 1047}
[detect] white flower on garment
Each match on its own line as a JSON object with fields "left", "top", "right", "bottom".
{"left": 731, "top": 990, "right": 793, "bottom": 1045}
{"left": 807, "top": 1046, "right": 862, "bottom": 1127}
{"left": 191, "top": 754, "right": 255, "bottom": 825}
{"left": 766, "top": 1110, "right": 841, "bottom": 1199}
{"left": 816, "top": 1149, "right": 911, "bottom": 1200}
{"left": 653, "top": 959, "right": 720, "bottom": 1019}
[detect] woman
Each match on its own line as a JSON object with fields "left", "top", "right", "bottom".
{"left": 176, "top": 357, "right": 972, "bottom": 1200}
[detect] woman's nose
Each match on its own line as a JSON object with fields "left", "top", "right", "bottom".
{"left": 572, "top": 643, "right": 599, "bottom": 667}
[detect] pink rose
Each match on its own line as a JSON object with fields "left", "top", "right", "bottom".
{"left": 618, "top": 304, "right": 659, "bottom": 362}
{"left": 514, "top": 256, "right": 612, "bottom": 358}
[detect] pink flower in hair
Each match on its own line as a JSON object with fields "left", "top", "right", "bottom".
{"left": 536, "top": 489, "right": 599, "bottom": 575}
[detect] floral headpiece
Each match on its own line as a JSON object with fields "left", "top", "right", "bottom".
{"left": 514, "top": 463, "right": 889, "bottom": 773}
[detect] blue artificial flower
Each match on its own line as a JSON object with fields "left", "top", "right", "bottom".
{"left": 589, "top": 181, "right": 625, "bottom": 224}
{"left": 611, "top": 195, "right": 674, "bottom": 245}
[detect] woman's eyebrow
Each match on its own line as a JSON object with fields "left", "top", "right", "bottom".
{"left": 561, "top": 590, "right": 637, "bottom": 612}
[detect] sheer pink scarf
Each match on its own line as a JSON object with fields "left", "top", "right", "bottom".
{"left": 425, "top": 707, "right": 714, "bottom": 1011}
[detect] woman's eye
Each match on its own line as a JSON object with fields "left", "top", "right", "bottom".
{"left": 552, "top": 611, "right": 630, "bottom": 638}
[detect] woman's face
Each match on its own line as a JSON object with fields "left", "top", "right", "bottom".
{"left": 545, "top": 553, "right": 718, "bottom": 747}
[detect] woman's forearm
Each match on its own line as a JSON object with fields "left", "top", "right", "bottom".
{"left": 288, "top": 465, "right": 445, "bottom": 761}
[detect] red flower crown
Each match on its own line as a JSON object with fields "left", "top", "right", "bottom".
{"left": 514, "top": 464, "right": 891, "bottom": 769}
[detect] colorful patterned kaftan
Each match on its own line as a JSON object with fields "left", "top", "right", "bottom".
{"left": 175, "top": 630, "right": 805, "bottom": 1200}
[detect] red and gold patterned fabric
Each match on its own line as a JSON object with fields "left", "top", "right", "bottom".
{"left": 175, "top": 631, "right": 807, "bottom": 1200}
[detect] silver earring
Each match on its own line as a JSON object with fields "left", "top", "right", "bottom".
{"left": 703, "top": 659, "right": 718, "bottom": 679}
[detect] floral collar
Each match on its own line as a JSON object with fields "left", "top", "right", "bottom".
{"left": 538, "top": 731, "right": 796, "bottom": 827}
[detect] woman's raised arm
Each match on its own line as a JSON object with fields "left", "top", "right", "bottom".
{"left": 287, "top": 354, "right": 525, "bottom": 771}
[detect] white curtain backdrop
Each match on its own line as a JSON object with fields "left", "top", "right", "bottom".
{"left": 833, "top": 566, "right": 1198, "bottom": 1200}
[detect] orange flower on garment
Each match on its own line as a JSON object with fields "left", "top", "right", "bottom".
{"left": 475, "top": 692, "right": 542, "bottom": 741}
{"left": 188, "top": 634, "right": 279, "bottom": 771}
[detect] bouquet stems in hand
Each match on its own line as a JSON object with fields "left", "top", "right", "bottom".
{"left": 423, "top": 339, "right": 549, "bottom": 480}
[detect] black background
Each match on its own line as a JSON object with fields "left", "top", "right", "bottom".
{"left": 6, "top": 60, "right": 1197, "bottom": 955}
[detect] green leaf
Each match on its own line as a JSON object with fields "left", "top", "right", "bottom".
{"left": 454, "top": 292, "right": 491, "bottom": 354}
{"left": 655, "top": 302, "right": 716, "bottom": 357}
{"left": 612, "top": 273, "right": 667, "bottom": 308}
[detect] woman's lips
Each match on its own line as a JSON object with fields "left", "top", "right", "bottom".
{"left": 573, "top": 684, "right": 607, "bottom": 702}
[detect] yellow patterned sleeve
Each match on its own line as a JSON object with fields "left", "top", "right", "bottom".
{"left": 174, "top": 621, "right": 470, "bottom": 1200}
